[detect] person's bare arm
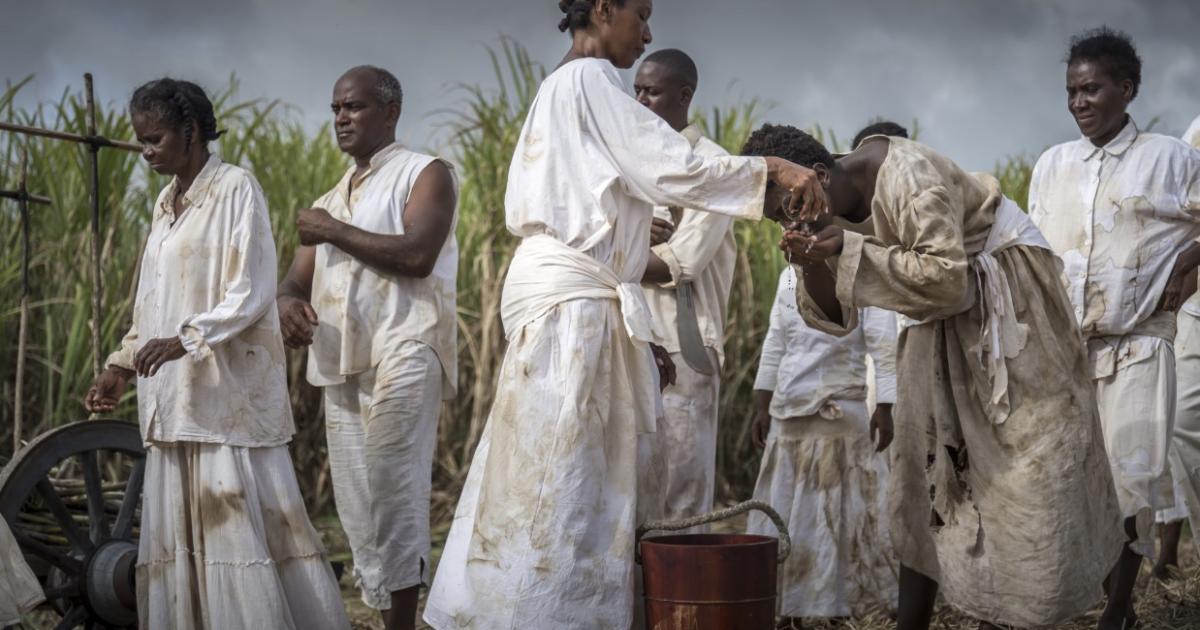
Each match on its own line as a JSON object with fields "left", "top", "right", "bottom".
{"left": 642, "top": 252, "right": 673, "bottom": 283}
{"left": 278, "top": 245, "right": 319, "bottom": 348}
{"left": 298, "top": 160, "right": 457, "bottom": 278}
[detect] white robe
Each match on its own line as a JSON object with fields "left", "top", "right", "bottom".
{"left": 423, "top": 57, "right": 766, "bottom": 629}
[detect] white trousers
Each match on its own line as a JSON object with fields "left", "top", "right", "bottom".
{"left": 324, "top": 340, "right": 442, "bottom": 609}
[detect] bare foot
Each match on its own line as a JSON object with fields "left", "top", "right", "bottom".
{"left": 1151, "top": 561, "right": 1178, "bottom": 582}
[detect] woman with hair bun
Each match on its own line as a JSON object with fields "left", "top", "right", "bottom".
{"left": 84, "top": 78, "right": 349, "bottom": 630}
{"left": 424, "top": 2, "right": 822, "bottom": 627}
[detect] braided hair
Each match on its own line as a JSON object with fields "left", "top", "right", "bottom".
{"left": 558, "top": 0, "right": 626, "bottom": 33}
{"left": 130, "top": 78, "right": 223, "bottom": 152}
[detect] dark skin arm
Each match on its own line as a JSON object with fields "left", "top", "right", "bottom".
{"left": 642, "top": 217, "right": 675, "bottom": 283}
{"left": 870, "top": 403, "right": 894, "bottom": 452}
{"left": 751, "top": 389, "right": 773, "bottom": 448}
{"left": 277, "top": 245, "right": 319, "bottom": 348}
{"left": 297, "top": 160, "right": 457, "bottom": 278}
{"left": 1160, "top": 242, "right": 1200, "bottom": 312}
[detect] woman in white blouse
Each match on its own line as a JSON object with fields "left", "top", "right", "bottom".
{"left": 84, "top": 79, "right": 349, "bottom": 630}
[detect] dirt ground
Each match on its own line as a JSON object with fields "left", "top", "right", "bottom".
{"left": 14, "top": 513, "right": 1200, "bottom": 628}
{"left": 322, "top": 513, "right": 1200, "bottom": 630}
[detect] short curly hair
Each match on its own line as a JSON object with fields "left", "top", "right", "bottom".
{"left": 1067, "top": 26, "right": 1142, "bottom": 100}
{"left": 558, "top": 0, "right": 627, "bottom": 33}
{"left": 130, "top": 78, "right": 223, "bottom": 152}
{"left": 740, "top": 123, "right": 834, "bottom": 170}
{"left": 852, "top": 120, "right": 908, "bottom": 150}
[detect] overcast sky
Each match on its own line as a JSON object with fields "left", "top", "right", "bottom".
{"left": 4, "top": 0, "right": 1198, "bottom": 171}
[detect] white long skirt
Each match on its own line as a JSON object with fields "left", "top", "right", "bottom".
{"left": 747, "top": 400, "right": 897, "bottom": 618}
{"left": 137, "top": 442, "right": 350, "bottom": 630}
{"left": 1, "top": 516, "right": 44, "bottom": 626}
{"left": 424, "top": 299, "right": 664, "bottom": 629}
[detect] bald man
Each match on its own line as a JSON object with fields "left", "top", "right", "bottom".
{"left": 634, "top": 49, "right": 735, "bottom": 527}
{"left": 276, "top": 65, "right": 458, "bottom": 630}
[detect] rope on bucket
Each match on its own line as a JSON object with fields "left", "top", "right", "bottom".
{"left": 636, "top": 500, "right": 791, "bottom": 563}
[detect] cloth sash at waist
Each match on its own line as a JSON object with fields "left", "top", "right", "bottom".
{"left": 501, "top": 234, "right": 655, "bottom": 343}
{"left": 903, "top": 196, "right": 1051, "bottom": 425}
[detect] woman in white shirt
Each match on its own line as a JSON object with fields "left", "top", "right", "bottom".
{"left": 84, "top": 79, "right": 349, "bottom": 630}
{"left": 423, "top": 2, "right": 822, "bottom": 628}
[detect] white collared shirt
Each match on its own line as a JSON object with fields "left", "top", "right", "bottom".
{"left": 642, "top": 124, "right": 738, "bottom": 362}
{"left": 106, "top": 155, "right": 294, "bottom": 446}
{"left": 755, "top": 266, "right": 897, "bottom": 419}
{"left": 1030, "top": 118, "right": 1200, "bottom": 337}
{"left": 306, "top": 143, "right": 458, "bottom": 396}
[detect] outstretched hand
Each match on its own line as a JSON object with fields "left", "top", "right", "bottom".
{"left": 780, "top": 225, "right": 844, "bottom": 266}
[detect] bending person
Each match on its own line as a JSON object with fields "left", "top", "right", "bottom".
{"left": 84, "top": 79, "right": 349, "bottom": 630}
{"left": 747, "top": 124, "right": 1124, "bottom": 629}
{"left": 423, "top": 1, "right": 822, "bottom": 627}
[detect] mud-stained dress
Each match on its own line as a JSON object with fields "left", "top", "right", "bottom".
{"left": 106, "top": 155, "right": 349, "bottom": 630}
{"left": 794, "top": 137, "right": 1125, "bottom": 627}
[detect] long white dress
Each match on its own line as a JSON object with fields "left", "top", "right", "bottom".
{"left": 749, "top": 267, "right": 898, "bottom": 618}
{"left": 423, "top": 57, "right": 767, "bottom": 629}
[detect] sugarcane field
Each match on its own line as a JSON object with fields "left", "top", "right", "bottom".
{"left": 3, "top": 2, "right": 1200, "bottom": 629}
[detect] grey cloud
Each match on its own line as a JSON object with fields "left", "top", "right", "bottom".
{"left": 3, "top": 0, "right": 1198, "bottom": 170}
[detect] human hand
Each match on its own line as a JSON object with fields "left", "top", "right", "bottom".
{"left": 278, "top": 295, "right": 319, "bottom": 348}
{"left": 297, "top": 208, "right": 344, "bottom": 246}
{"left": 780, "top": 225, "right": 844, "bottom": 266}
{"left": 1160, "top": 257, "right": 1199, "bottom": 313}
{"left": 651, "top": 343, "right": 676, "bottom": 391}
{"left": 649, "top": 217, "right": 675, "bottom": 246}
{"left": 84, "top": 366, "right": 134, "bottom": 413}
{"left": 870, "top": 404, "right": 894, "bottom": 453}
{"left": 768, "top": 158, "right": 828, "bottom": 223}
{"left": 133, "top": 337, "right": 187, "bottom": 377}
{"left": 751, "top": 408, "right": 770, "bottom": 449}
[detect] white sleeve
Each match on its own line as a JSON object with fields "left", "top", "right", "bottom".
{"left": 581, "top": 62, "right": 767, "bottom": 220}
{"left": 177, "top": 178, "right": 279, "bottom": 360}
{"left": 754, "top": 270, "right": 792, "bottom": 392}
{"left": 862, "top": 307, "right": 898, "bottom": 405}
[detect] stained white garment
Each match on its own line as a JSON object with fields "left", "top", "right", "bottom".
{"left": 656, "top": 349, "right": 720, "bottom": 528}
{"left": 137, "top": 443, "right": 349, "bottom": 630}
{"left": 1029, "top": 118, "right": 1200, "bottom": 337}
{"left": 1031, "top": 119, "right": 1200, "bottom": 536}
{"left": 324, "top": 340, "right": 441, "bottom": 608}
{"left": 424, "top": 57, "right": 766, "bottom": 629}
{"left": 748, "top": 402, "right": 896, "bottom": 618}
{"left": 106, "top": 155, "right": 293, "bottom": 446}
{"left": 794, "top": 138, "right": 1124, "bottom": 626}
{"left": 757, "top": 266, "right": 897, "bottom": 420}
{"left": 0, "top": 516, "right": 43, "bottom": 626}
{"left": 306, "top": 143, "right": 458, "bottom": 396}
{"left": 643, "top": 124, "right": 737, "bottom": 362}
{"left": 1160, "top": 117, "right": 1200, "bottom": 535}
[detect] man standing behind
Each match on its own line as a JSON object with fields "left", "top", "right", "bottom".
{"left": 1155, "top": 113, "right": 1200, "bottom": 579}
{"left": 276, "top": 65, "right": 458, "bottom": 630}
{"left": 1029, "top": 28, "right": 1200, "bottom": 629}
{"left": 635, "top": 49, "right": 736, "bottom": 525}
